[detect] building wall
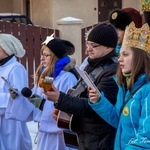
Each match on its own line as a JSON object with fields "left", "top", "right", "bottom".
{"left": 30, "top": 0, "right": 53, "bottom": 27}
{"left": 122, "top": 0, "right": 142, "bottom": 13}
{"left": 13, "top": 0, "right": 22, "bottom": 13}
{"left": 30, "top": 0, "right": 98, "bottom": 28}
{"left": 0, "top": 0, "right": 13, "bottom": 13}
{"left": 52, "top": 0, "right": 98, "bottom": 28}
{"left": 0, "top": 0, "right": 142, "bottom": 28}
{"left": 30, "top": 0, "right": 142, "bottom": 28}
{"left": 0, "top": 0, "right": 24, "bottom": 14}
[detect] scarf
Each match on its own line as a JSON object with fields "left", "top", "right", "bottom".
{"left": 0, "top": 54, "right": 14, "bottom": 66}
{"left": 40, "top": 56, "right": 70, "bottom": 78}
{"left": 53, "top": 56, "right": 70, "bottom": 78}
{"left": 85, "top": 49, "right": 117, "bottom": 74}
{"left": 123, "top": 73, "right": 131, "bottom": 87}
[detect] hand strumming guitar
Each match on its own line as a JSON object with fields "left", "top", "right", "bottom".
{"left": 44, "top": 84, "right": 60, "bottom": 103}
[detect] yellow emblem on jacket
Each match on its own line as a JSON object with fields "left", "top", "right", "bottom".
{"left": 123, "top": 106, "right": 129, "bottom": 116}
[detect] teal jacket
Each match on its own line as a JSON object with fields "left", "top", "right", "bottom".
{"left": 89, "top": 74, "right": 150, "bottom": 149}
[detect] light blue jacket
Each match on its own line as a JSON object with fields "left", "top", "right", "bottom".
{"left": 89, "top": 74, "right": 150, "bottom": 150}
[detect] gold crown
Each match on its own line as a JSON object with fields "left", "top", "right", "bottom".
{"left": 141, "top": 0, "right": 150, "bottom": 12}
{"left": 122, "top": 21, "right": 150, "bottom": 53}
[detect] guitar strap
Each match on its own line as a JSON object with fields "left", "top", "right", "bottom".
{"left": 69, "top": 57, "right": 118, "bottom": 97}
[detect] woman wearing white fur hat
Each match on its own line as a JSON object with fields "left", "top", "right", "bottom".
{"left": 0, "top": 34, "right": 32, "bottom": 150}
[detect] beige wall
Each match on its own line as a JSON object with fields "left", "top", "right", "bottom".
{"left": 52, "top": 0, "right": 98, "bottom": 28}
{"left": 30, "top": 0, "right": 98, "bottom": 28}
{"left": 122, "top": 0, "right": 142, "bottom": 13}
{"left": 13, "top": 0, "right": 22, "bottom": 13}
{"left": 0, "top": 0, "right": 143, "bottom": 28}
{"left": 30, "top": 0, "right": 53, "bottom": 27}
{"left": 0, "top": 0, "right": 24, "bottom": 14}
{"left": 0, "top": 0, "right": 13, "bottom": 13}
{"left": 30, "top": 0, "right": 142, "bottom": 28}
{"left": 21, "top": 0, "right": 27, "bottom": 15}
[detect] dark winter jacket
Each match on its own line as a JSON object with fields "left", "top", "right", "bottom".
{"left": 55, "top": 50, "right": 118, "bottom": 150}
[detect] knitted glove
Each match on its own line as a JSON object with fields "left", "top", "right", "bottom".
{"left": 28, "top": 94, "right": 45, "bottom": 109}
{"left": 8, "top": 88, "right": 18, "bottom": 99}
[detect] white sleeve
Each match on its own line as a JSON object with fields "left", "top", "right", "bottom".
{"left": 5, "top": 95, "right": 39, "bottom": 121}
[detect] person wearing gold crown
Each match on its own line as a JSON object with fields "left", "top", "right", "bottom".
{"left": 88, "top": 21, "right": 150, "bottom": 150}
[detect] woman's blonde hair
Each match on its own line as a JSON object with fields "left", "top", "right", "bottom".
{"left": 34, "top": 45, "right": 58, "bottom": 85}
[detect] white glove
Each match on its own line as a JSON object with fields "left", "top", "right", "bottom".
{"left": 28, "top": 94, "right": 44, "bottom": 108}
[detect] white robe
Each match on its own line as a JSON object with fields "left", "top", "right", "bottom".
{"left": 6, "top": 70, "right": 78, "bottom": 150}
{"left": 0, "top": 56, "right": 32, "bottom": 150}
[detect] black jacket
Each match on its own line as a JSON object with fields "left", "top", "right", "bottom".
{"left": 55, "top": 50, "right": 118, "bottom": 150}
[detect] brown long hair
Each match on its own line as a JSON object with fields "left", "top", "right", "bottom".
{"left": 116, "top": 47, "right": 150, "bottom": 90}
{"left": 34, "top": 45, "right": 58, "bottom": 86}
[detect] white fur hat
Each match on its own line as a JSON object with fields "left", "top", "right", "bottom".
{"left": 0, "top": 34, "right": 25, "bottom": 58}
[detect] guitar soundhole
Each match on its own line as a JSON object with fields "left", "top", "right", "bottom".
{"left": 63, "top": 131, "right": 79, "bottom": 149}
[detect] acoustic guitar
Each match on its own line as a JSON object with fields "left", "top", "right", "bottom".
{"left": 57, "top": 110, "right": 79, "bottom": 149}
